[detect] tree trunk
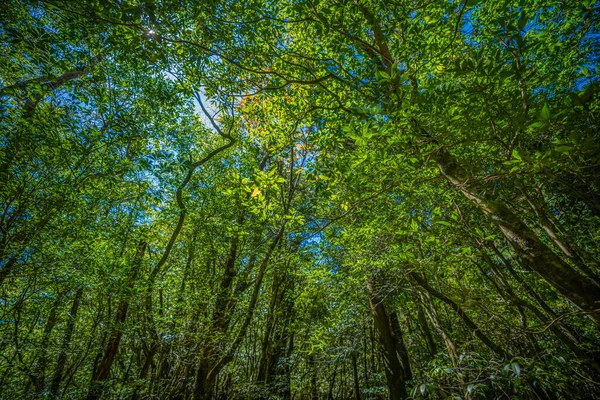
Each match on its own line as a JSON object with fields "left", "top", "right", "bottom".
{"left": 479, "top": 248, "right": 600, "bottom": 374}
{"left": 436, "top": 148, "right": 600, "bottom": 324}
{"left": 193, "top": 226, "right": 284, "bottom": 400}
{"left": 488, "top": 242, "right": 586, "bottom": 343}
{"left": 352, "top": 352, "right": 361, "bottom": 400}
{"left": 389, "top": 311, "right": 412, "bottom": 381}
{"left": 30, "top": 291, "right": 64, "bottom": 394}
{"left": 86, "top": 240, "right": 146, "bottom": 400}
{"left": 310, "top": 353, "right": 318, "bottom": 400}
{"left": 366, "top": 278, "right": 408, "bottom": 400}
{"left": 257, "top": 266, "right": 286, "bottom": 384}
{"left": 416, "top": 303, "right": 437, "bottom": 357}
{"left": 420, "top": 291, "right": 458, "bottom": 365}
{"left": 523, "top": 189, "right": 600, "bottom": 285}
{"left": 49, "top": 287, "right": 83, "bottom": 396}
{"left": 411, "top": 272, "right": 508, "bottom": 358}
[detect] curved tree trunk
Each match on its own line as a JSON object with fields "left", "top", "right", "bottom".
{"left": 435, "top": 148, "right": 600, "bottom": 324}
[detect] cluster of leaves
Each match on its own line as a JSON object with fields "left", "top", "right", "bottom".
{"left": 1, "top": 0, "right": 600, "bottom": 399}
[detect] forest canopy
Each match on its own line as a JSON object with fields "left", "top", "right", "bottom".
{"left": 1, "top": 0, "right": 600, "bottom": 399}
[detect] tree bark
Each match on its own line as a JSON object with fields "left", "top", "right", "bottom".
{"left": 366, "top": 278, "right": 408, "bottom": 400}
{"left": 436, "top": 147, "right": 600, "bottom": 324}
{"left": 30, "top": 291, "right": 64, "bottom": 394}
{"left": 86, "top": 240, "right": 146, "bottom": 400}
{"left": 193, "top": 225, "right": 284, "bottom": 400}
{"left": 416, "top": 303, "right": 437, "bottom": 357}
{"left": 419, "top": 291, "right": 458, "bottom": 364}
{"left": 479, "top": 248, "right": 600, "bottom": 374}
{"left": 411, "top": 272, "right": 508, "bottom": 358}
{"left": 49, "top": 287, "right": 83, "bottom": 396}
{"left": 523, "top": 189, "right": 600, "bottom": 285}
{"left": 352, "top": 352, "right": 361, "bottom": 400}
{"left": 389, "top": 311, "right": 412, "bottom": 381}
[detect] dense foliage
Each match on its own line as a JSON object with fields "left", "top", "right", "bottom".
{"left": 1, "top": 1, "right": 600, "bottom": 399}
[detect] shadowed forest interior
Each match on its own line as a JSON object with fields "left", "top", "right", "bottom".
{"left": 1, "top": 1, "right": 600, "bottom": 399}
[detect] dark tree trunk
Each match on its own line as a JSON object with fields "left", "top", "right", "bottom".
{"left": 49, "top": 287, "right": 83, "bottom": 396}
{"left": 366, "top": 279, "right": 408, "bottom": 400}
{"left": 86, "top": 240, "right": 146, "bottom": 400}
{"left": 193, "top": 222, "right": 242, "bottom": 400}
{"left": 416, "top": 303, "right": 437, "bottom": 357}
{"left": 389, "top": 311, "right": 412, "bottom": 382}
{"left": 524, "top": 190, "right": 600, "bottom": 285}
{"left": 310, "top": 353, "right": 318, "bottom": 400}
{"left": 352, "top": 352, "right": 361, "bottom": 400}
{"left": 479, "top": 248, "right": 600, "bottom": 374}
{"left": 30, "top": 291, "right": 64, "bottom": 394}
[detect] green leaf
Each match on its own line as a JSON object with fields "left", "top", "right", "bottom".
{"left": 540, "top": 104, "right": 551, "bottom": 120}
{"left": 555, "top": 146, "right": 574, "bottom": 153}
{"left": 512, "top": 362, "right": 521, "bottom": 376}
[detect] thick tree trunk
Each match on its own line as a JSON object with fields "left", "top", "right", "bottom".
{"left": 480, "top": 248, "right": 600, "bottom": 374}
{"left": 524, "top": 190, "right": 600, "bottom": 285}
{"left": 366, "top": 279, "right": 408, "bottom": 400}
{"left": 436, "top": 148, "right": 600, "bottom": 324}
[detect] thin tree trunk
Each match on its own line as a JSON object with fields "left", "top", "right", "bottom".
{"left": 86, "top": 240, "right": 146, "bottom": 400}
{"left": 257, "top": 267, "right": 285, "bottom": 384}
{"left": 420, "top": 291, "right": 458, "bottom": 365}
{"left": 310, "top": 353, "right": 318, "bottom": 400}
{"left": 488, "top": 242, "right": 585, "bottom": 342}
{"left": 389, "top": 311, "right": 412, "bottom": 381}
{"left": 327, "top": 362, "right": 337, "bottom": 400}
{"left": 49, "top": 287, "right": 83, "bottom": 396}
{"left": 416, "top": 303, "right": 437, "bottom": 357}
{"left": 30, "top": 291, "right": 64, "bottom": 394}
{"left": 352, "top": 352, "right": 361, "bottom": 400}
{"left": 479, "top": 248, "right": 600, "bottom": 374}
{"left": 523, "top": 189, "right": 600, "bottom": 285}
{"left": 193, "top": 226, "right": 285, "bottom": 400}
{"left": 411, "top": 272, "right": 508, "bottom": 358}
